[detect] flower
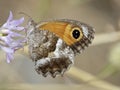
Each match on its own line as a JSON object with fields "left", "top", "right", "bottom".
{"left": 0, "top": 11, "right": 26, "bottom": 63}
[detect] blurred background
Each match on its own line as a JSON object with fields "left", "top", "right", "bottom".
{"left": 0, "top": 0, "right": 120, "bottom": 90}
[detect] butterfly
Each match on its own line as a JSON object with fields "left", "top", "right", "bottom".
{"left": 27, "top": 19, "right": 95, "bottom": 78}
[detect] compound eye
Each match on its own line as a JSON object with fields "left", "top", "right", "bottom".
{"left": 72, "top": 29, "right": 80, "bottom": 39}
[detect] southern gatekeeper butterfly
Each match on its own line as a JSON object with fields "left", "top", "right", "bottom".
{"left": 27, "top": 19, "right": 95, "bottom": 78}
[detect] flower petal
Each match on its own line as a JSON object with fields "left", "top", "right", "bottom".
{"left": 9, "top": 17, "right": 24, "bottom": 27}
{"left": 2, "top": 11, "right": 13, "bottom": 28}
{"left": 8, "top": 11, "right": 13, "bottom": 22}
{"left": 10, "top": 39, "right": 26, "bottom": 49}
{"left": 2, "top": 13, "right": 24, "bottom": 31}
{"left": 0, "top": 45, "right": 14, "bottom": 53}
{"left": 0, "top": 28, "right": 24, "bottom": 37}
{"left": 13, "top": 26, "right": 24, "bottom": 31}
{"left": 0, "top": 36, "right": 13, "bottom": 45}
{"left": 6, "top": 53, "right": 14, "bottom": 63}
{"left": 9, "top": 31, "right": 24, "bottom": 37}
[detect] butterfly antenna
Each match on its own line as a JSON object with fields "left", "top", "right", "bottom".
{"left": 19, "top": 12, "right": 32, "bottom": 19}
{"left": 18, "top": 12, "right": 35, "bottom": 25}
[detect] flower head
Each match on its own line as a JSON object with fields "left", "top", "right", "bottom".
{"left": 0, "top": 11, "right": 26, "bottom": 63}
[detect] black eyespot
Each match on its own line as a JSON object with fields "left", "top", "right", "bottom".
{"left": 72, "top": 29, "right": 80, "bottom": 39}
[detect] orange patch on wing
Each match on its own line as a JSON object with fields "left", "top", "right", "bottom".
{"left": 38, "top": 21, "right": 79, "bottom": 46}
{"left": 63, "top": 24, "right": 76, "bottom": 45}
{"left": 39, "top": 22, "right": 68, "bottom": 39}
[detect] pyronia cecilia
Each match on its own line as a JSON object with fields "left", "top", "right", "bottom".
{"left": 27, "top": 19, "right": 95, "bottom": 78}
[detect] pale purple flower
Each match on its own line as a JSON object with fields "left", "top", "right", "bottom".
{"left": 0, "top": 11, "right": 26, "bottom": 63}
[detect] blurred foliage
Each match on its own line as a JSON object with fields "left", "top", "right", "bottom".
{"left": 68, "top": 0, "right": 91, "bottom": 5}
{"left": 109, "top": 43, "right": 120, "bottom": 69}
{"left": 99, "top": 43, "right": 120, "bottom": 78}
{"left": 0, "top": 0, "right": 120, "bottom": 89}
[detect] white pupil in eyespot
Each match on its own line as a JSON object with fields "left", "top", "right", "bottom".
{"left": 72, "top": 29, "right": 80, "bottom": 39}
